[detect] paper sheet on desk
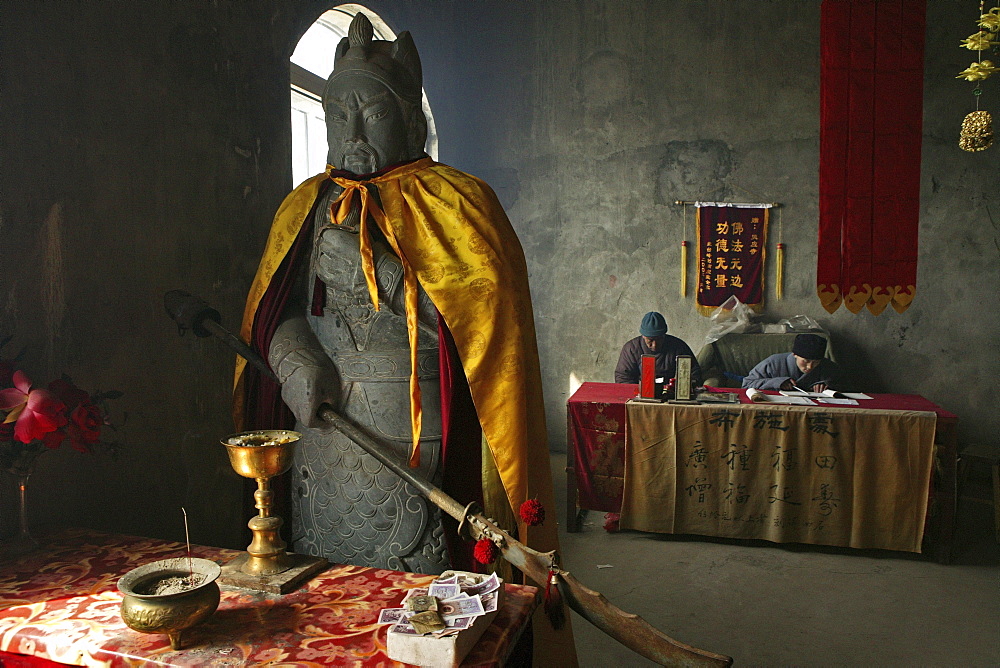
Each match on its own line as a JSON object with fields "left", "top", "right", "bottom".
{"left": 816, "top": 397, "right": 859, "bottom": 405}
{"left": 780, "top": 390, "right": 872, "bottom": 400}
{"left": 746, "top": 388, "right": 815, "bottom": 404}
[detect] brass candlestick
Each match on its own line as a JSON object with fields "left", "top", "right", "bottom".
{"left": 220, "top": 430, "right": 328, "bottom": 593}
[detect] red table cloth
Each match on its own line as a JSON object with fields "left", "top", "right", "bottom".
{"left": 565, "top": 382, "right": 637, "bottom": 513}
{"left": 0, "top": 529, "right": 537, "bottom": 667}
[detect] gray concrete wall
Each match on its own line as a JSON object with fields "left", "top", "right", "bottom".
{"left": 468, "top": 0, "right": 1000, "bottom": 452}
{"left": 0, "top": 0, "right": 996, "bottom": 545}
{"left": 0, "top": 1, "right": 321, "bottom": 546}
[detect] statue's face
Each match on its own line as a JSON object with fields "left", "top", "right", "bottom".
{"left": 324, "top": 74, "right": 411, "bottom": 175}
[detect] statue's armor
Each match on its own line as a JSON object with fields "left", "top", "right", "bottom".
{"left": 289, "top": 183, "right": 449, "bottom": 573}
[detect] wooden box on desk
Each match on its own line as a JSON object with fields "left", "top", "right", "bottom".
{"left": 386, "top": 571, "right": 504, "bottom": 668}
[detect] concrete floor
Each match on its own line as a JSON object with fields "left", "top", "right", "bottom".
{"left": 551, "top": 453, "right": 1000, "bottom": 667}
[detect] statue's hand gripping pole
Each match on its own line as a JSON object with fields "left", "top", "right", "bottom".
{"left": 163, "top": 290, "right": 733, "bottom": 667}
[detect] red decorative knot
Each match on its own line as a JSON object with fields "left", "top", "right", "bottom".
{"left": 518, "top": 499, "right": 545, "bottom": 526}
{"left": 681, "top": 240, "right": 689, "bottom": 246}
{"left": 777, "top": 243, "right": 786, "bottom": 249}
{"left": 473, "top": 539, "right": 499, "bottom": 565}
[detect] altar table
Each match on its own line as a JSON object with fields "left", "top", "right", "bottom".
{"left": 566, "top": 382, "right": 958, "bottom": 560}
{"left": 0, "top": 529, "right": 538, "bottom": 667}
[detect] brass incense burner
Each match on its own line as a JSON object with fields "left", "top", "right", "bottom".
{"left": 117, "top": 557, "right": 221, "bottom": 650}
{"left": 220, "top": 430, "right": 328, "bottom": 593}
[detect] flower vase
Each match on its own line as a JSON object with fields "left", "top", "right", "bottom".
{"left": 2, "top": 460, "right": 41, "bottom": 557}
{"left": 11, "top": 471, "right": 38, "bottom": 552}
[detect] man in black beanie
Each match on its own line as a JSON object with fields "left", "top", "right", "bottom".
{"left": 742, "top": 333, "right": 845, "bottom": 392}
{"left": 615, "top": 311, "right": 702, "bottom": 385}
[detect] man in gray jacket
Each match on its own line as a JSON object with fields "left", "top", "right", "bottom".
{"left": 742, "top": 333, "right": 845, "bottom": 392}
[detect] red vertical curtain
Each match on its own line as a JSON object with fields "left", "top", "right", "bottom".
{"left": 818, "top": 0, "right": 926, "bottom": 315}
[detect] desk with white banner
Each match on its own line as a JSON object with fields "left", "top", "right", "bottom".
{"left": 566, "top": 382, "right": 958, "bottom": 561}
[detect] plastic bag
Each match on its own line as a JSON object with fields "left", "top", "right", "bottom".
{"left": 776, "top": 314, "right": 823, "bottom": 332}
{"left": 704, "top": 296, "right": 756, "bottom": 344}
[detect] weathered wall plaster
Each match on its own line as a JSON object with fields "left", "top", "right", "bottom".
{"left": 0, "top": 0, "right": 996, "bottom": 545}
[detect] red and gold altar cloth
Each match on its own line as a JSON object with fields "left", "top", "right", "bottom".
{"left": 0, "top": 529, "right": 537, "bottom": 667}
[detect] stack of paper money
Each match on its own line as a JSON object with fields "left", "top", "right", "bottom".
{"left": 378, "top": 572, "right": 502, "bottom": 638}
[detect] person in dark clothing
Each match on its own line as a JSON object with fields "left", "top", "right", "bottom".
{"left": 614, "top": 312, "right": 703, "bottom": 385}
{"left": 742, "top": 333, "right": 845, "bottom": 391}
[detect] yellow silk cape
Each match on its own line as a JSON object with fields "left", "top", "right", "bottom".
{"left": 234, "top": 158, "right": 558, "bottom": 556}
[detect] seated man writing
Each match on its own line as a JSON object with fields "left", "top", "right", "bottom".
{"left": 742, "top": 333, "right": 844, "bottom": 392}
{"left": 615, "top": 311, "right": 702, "bottom": 386}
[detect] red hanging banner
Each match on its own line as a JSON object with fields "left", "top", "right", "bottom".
{"left": 818, "top": 0, "right": 926, "bottom": 315}
{"left": 696, "top": 204, "right": 768, "bottom": 316}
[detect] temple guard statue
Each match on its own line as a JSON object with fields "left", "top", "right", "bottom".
{"left": 233, "top": 12, "right": 562, "bottom": 581}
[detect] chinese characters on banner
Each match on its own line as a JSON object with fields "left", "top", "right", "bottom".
{"left": 619, "top": 403, "right": 937, "bottom": 553}
{"left": 696, "top": 204, "right": 770, "bottom": 315}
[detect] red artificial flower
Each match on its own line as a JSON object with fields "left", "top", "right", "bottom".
{"left": 42, "top": 429, "right": 67, "bottom": 450}
{"left": 473, "top": 538, "right": 499, "bottom": 565}
{"left": 48, "top": 378, "right": 90, "bottom": 411}
{"left": 519, "top": 499, "right": 545, "bottom": 526}
{"left": 0, "top": 371, "right": 68, "bottom": 444}
{"left": 0, "top": 370, "right": 31, "bottom": 408}
{"left": 69, "top": 403, "right": 102, "bottom": 444}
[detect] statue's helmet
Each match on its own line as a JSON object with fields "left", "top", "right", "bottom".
{"left": 323, "top": 13, "right": 427, "bottom": 161}
{"left": 324, "top": 13, "right": 423, "bottom": 107}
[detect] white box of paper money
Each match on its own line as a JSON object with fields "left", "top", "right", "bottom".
{"left": 386, "top": 570, "right": 504, "bottom": 667}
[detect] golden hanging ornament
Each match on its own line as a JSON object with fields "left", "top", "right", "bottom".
{"left": 680, "top": 241, "right": 688, "bottom": 297}
{"left": 956, "top": 59, "right": 998, "bottom": 81}
{"left": 775, "top": 208, "right": 784, "bottom": 300}
{"left": 680, "top": 204, "right": 688, "bottom": 297}
{"left": 959, "top": 109, "right": 994, "bottom": 151}
{"left": 957, "top": 4, "right": 997, "bottom": 151}
{"left": 776, "top": 244, "right": 785, "bottom": 300}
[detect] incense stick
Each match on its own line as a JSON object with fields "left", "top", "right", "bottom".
{"left": 182, "top": 507, "right": 192, "bottom": 577}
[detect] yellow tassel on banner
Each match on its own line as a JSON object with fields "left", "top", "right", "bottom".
{"left": 680, "top": 241, "right": 688, "bottom": 297}
{"left": 776, "top": 243, "right": 785, "bottom": 300}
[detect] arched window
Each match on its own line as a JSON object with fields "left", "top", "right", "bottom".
{"left": 289, "top": 4, "right": 438, "bottom": 186}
